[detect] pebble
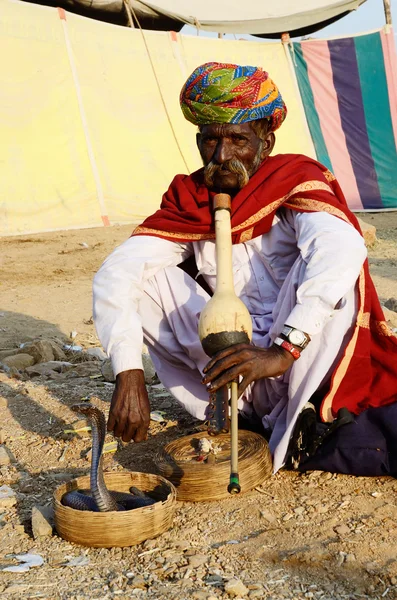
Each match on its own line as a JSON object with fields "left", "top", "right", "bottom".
{"left": 129, "top": 576, "right": 146, "bottom": 590}
{"left": 0, "top": 397, "right": 7, "bottom": 408}
{"left": 345, "top": 553, "right": 356, "bottom": 563}
{"left": 142, "top": 353, "right": 156, "bottom": 384}
{"left": 224, "top": 578, "right": 249, "bottom": 598}
{"left": 0, "top": 445, "right": 13, "bottom": 466}
{"left": 31, "top": 505, "right": 54, "bottom": 539}
{"left": 192, "top": 592, "right": 211, "bottom": 600}
{"left": 249, "top": 590, "right": 264, "bottom": 599}
{"left": 0, "top": 429, "right": 5, "bottom": 443}
{"left": 0, "top": 485, "right": 17, "bottom": 508}
{"left": 188, "top": 554, "right": 209, "bottom": 568}
{"left": 334, "top": 524, "right": 350, "bottom": 536}
{"left": 385, "top": 297, "right": 397, "bottom": 312}
{"left": 259, "top": 509, "right": 277, "bottom": 524}
{"left": 101, "top": 359, "right": 116, "bottom": 382}
{"left": 85, "top": 347, "right": 107, "bottom": 361}
{"left": 294, "top": 506, "right": 305, "bottom": 515}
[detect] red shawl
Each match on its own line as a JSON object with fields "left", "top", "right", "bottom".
{"left": 133, "top": 154, "right": 397, "bottom": 422}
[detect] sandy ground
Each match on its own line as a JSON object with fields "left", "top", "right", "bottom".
{"left": 0, "top": 213, "right": 397, "bottom": 600}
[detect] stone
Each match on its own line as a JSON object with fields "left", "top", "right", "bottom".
{"left": 192, "top": 592, "right": 211, "bottom": 600}
{"left": 345, "top": 553, "right": 356, "bottom": 563}
{"left": 2, "top": 354, "right": 35, "bottom": 370}
{"left": 0, "top": 397, "right": 8, "bottom": 408}
{"left": 26, "top": 361, "right": 73, "bottom": 377}
{"left": 31, "top": 505, "right": 54, "bottom": 539}
{"left": 85, "top": 347, "right": 107, "bottom": 361}
{"left": 224, "top": 578, "right": 249, "bottom": 598}
{"left": 357, "top": 217, "right": 377, "bottom": 247}
{"left": 259, "top": 509, "right": 277, "bottom": 524}
{"left": 385, "top": 297, "right": 397, "bottom": 312}
{"left": 188, "top": 554, "right": 209, "bottom": 568}
{"left": 0, "top": 485, "right": 17, "bottom": 508}
{"left": 381, "top": 306, "right": 397, "bottom": 328}
{"left": 18, "top": 340, "right": 54, "bottom": 363}
{"left": 334, "top": 524, "right": 350, "bottom": 536}
{"left": 0, "top": 446, "right": 15, "bottom": 466}
{"left": 0, "top": 429, "right": 5, "bottom": 444}
{"left": 142, "top": 353, "right": 156, "bottom": 384}
{"left": 249, "top": 590, "right": 264, "bottom": 599}
{"left": 0, "top": 349, "right": 19, "bottom": 361}
{"left": 67, "top": 362, "right": 101, "bottom": 378}
{"left": 101, "top": 359, "right": 115, "bottom": 382}
{"left": 129, "top": 575, "right": 146, "bottom": 590}
{"left": 294, "top": 506, "right": 305, "bottom": 515}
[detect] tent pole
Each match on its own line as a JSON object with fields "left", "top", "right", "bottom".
{"left": 123, "top": 0, "right": 136, "bottom": 28}
{"left": 383, "top": 0, "right": 392, "bottom": 25}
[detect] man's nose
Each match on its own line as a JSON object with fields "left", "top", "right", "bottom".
{"left": 214, "top": 139, "right": 233, "bottom": 164}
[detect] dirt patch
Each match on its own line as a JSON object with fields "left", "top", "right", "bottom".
{"left": 0, "top": 213, "right": 397, "bottom": 600}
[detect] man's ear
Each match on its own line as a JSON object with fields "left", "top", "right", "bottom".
{"left": 260, "top": 132, "right": 275, "bottom": 159}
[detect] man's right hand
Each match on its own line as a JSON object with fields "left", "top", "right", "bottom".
{"left": 107, "top": 369, "right": 150, "bottom": 443}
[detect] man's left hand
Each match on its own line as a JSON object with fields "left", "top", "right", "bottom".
{"left": 202, "top": 343, "right": 295, "bottom": 398}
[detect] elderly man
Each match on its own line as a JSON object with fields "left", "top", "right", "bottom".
{"left": 94, "top": 62, "right": 397, "bottom": 474}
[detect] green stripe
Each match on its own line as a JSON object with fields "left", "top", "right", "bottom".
{"left": 354, "top": 33, "right": 397, "bottom": 208}
{"left": 291, "top": 43, "right": 333, "bottom": 171}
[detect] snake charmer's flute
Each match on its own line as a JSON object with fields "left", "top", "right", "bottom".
{"left": 198, "top": 193, "right": 253, "bottom": 494}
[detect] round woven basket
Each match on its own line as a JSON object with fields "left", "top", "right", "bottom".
{"left": 155, "top": 430, "right": 272, "bottom": 501}
{"left": 53, "top": 471, "right": 176, "bottom": 548}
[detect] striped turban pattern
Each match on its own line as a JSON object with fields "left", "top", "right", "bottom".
{"left": 180, "top": 62, "right": 287, "bottom": 132}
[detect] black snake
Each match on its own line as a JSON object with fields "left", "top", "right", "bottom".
{"left": 61, "top": 403, "right": 156, "bottom": 512}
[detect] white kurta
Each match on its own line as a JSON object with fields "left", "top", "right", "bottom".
{"left": 93, "top": 207, "right": 367, "bottom": 472}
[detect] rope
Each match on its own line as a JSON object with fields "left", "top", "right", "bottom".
{"left": 127, "top": 1, "right": 191, "bottom": 173}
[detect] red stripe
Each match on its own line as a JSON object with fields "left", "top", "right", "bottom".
{"left": 101, "top": 216, "right": 110, "bottom": 226}
{"left": 170, "top": 31, "right": 178, "bottom": 42}
{"left": 57, "top": 7, "right": 66, "bottom": 20}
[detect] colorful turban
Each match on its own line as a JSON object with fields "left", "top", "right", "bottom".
{"left": 180, "top": 62, "right": 287, "bottom": 132}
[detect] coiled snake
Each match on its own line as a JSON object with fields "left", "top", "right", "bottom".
{"left": 61, "top": 403, "right": 155, "bottom": 512}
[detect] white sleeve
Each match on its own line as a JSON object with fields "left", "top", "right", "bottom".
{"left": 285, "top": 210, "right": 367, "bottom": 335}
{"left": 93, "top": 235, "right": 191, "bottom": 375}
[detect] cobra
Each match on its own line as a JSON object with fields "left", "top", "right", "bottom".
{"left": 61, "top": 403, "right": 156, "bottom": 512}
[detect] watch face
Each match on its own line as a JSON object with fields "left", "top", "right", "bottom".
{"left": 289, "top": 330, "right": 306, "bottom": 346}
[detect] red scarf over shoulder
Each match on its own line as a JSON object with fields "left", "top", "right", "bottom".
{"left": 133, "top": 154, "right": 397, "bottom": 422}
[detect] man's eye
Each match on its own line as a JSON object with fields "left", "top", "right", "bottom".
{"left": 232, "top": 135, "right": 246, "bottom": 142}
{"left": 203, "top": 137, "right": 217, "bottom": 143}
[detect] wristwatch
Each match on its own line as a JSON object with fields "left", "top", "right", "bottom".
{"left": 273, "top": 337, "right": 301, "bottom": 360}
{"left": 281, "top": 325, "right": 310, "bottom": 350}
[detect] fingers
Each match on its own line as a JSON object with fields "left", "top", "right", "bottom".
{"left": 203, "top": 353, "right": 246, "bottom": 384}
{"left": 134, "top": 422, "right": 149, "bottom": 443}
{"left": 203, "top": 344, "right": 250, "bottom": 373}
{"left": 204, "top": 364, "right": 243, "bottom": 392}
{"left": 107, "top": 410, "right": 149, "bottom": 443}
{"left": 107, "top": 413, "right": 116, "bottom": 433}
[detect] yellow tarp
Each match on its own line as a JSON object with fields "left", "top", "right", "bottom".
{"left": 0, "top": 0, "right": 315, "bottom": 236}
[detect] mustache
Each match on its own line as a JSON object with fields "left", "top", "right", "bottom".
{"left": 203, "top": 159, "right": 250, "bottom": 189}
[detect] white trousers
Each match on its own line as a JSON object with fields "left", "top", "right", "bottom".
{"left": 138, "top": 263, "right": 357, "bottom": 472}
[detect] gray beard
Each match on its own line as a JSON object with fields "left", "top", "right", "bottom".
{"left": 203, "top": 142, "right": 264, "bottom": 189}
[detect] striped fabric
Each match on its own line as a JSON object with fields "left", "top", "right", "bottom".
{"left": 292, "top": 28, "right": 397, "bottom": 210}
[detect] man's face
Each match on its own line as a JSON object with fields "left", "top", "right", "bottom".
{"left": 197, "top": 122, "right": 273, "bottom": 191}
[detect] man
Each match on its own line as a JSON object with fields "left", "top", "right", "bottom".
{"left": 93, "top": 62, "right": 397, "bottom": 475}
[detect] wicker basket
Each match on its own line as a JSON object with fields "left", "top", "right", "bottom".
{"left": 53, "top": 471, "right": 176, "bottom": 547}
{"left": 155, "top": 430, "right": 272, "bottom": 502}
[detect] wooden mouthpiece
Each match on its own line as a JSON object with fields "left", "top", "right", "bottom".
{"left": 213, "top": 193, "right": 231, "bottom": 211}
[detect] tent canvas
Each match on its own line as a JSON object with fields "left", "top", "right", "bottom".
{"left": 292, "top": 27, "right": 397, "bottom": 210}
